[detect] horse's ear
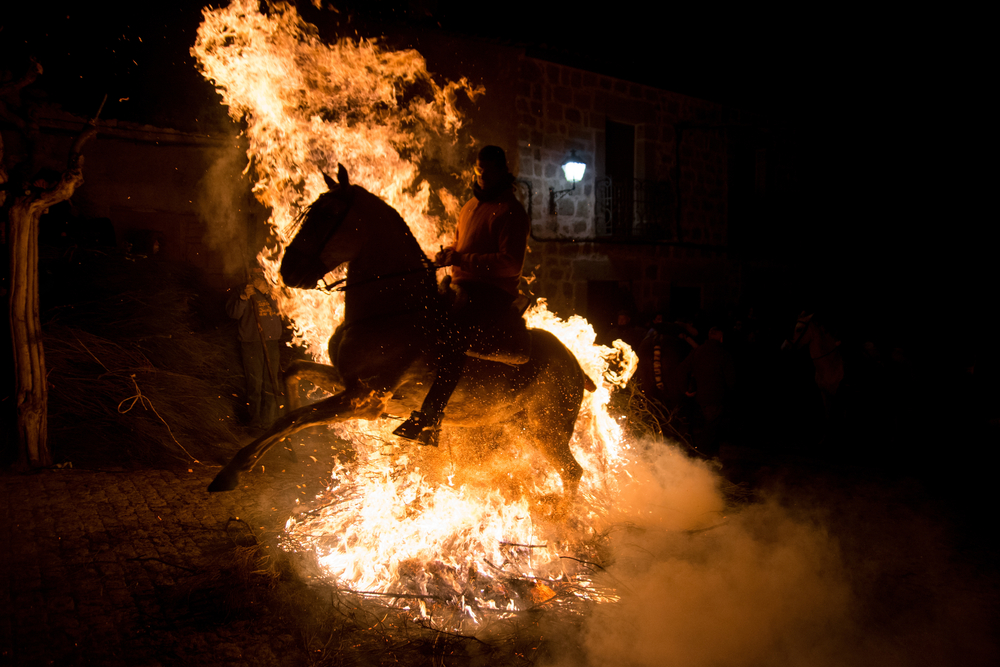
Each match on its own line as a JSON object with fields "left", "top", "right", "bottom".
{"left": 337, "top": 163, "right": 350, "bottom": 186}
{"left": 322, "top": 171, "right": 337, "bottom": 191}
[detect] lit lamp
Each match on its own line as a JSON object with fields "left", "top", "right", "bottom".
{"left": 549, "top": 150, "right": 586, "bottom": 215}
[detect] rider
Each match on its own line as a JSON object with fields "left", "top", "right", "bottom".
{"left": 392, "top": 145, "right": 530, "bottom": 446}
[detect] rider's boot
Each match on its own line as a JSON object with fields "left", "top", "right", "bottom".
{"left": 393, "top": 410, "right": 442, "bottom": 447}
{"left": 393, "top": 347, "right": 466, "bottom": 447}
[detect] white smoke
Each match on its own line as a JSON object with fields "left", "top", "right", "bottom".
{"left": 539, "top": 446, "right": 999, "bottom": 667}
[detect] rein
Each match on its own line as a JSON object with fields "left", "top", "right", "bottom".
{"left": 321, "top": 257, "right": 437, "bottom": 292}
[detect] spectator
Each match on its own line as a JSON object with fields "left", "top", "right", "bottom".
{"left": 606, "top": 309, "right": 646, "bottom": 351}
{"left": 678, "top": 326, "right": 736, "bottom": 456}
{"left": 226, "top": 268, "right": 284, "bottom": 428}
{"left": 638, "top": 318, "right": 695, "bottom": 410}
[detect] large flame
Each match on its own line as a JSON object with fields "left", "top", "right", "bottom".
{"left": 194, "top": 0, "right": 480, "bottom": 361}
{"left": 193, "top": 1, "right": 711, "bottom": 629}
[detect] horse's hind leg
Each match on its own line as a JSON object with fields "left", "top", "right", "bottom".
{"left": 284, "top": 360, "right": 345, "bottom": 411}
{"left": 525, "top": 406, "right": 584, "bottom": 500}
{"left": 208, "top": 388, "right": 387, "bottom": 492}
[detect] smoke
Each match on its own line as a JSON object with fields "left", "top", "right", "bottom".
{"left": 196, "top": 141, "right": 257, "bottom": 279}
{"left": 540, "top": 443, "right": 999, "bottom": 667}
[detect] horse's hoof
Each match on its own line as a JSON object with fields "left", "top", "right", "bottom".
{"left": 208, "top": 467, "right": 240, "bottom": 492}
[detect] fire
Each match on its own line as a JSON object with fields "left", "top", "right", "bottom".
{"left": 193, "top": 1, "right": 696, "bottom": 629}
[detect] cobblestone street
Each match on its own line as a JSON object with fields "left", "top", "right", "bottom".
{"left": 1, "top": 451, "right": 339, "bottom": 666}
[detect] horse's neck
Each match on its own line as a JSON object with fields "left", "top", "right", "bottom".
{"left": 343, "top": 216, "right": 432, "bottom": 323}
{"left": 809, "top": 330, "right": 842, "bottom": 367}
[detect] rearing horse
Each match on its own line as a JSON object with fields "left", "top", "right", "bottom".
{"left": 209, "top": 166, "right": 591, "bottom": 500}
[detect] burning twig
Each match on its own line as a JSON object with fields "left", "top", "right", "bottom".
{"left": 340, "top": 590, "right": 442, "bottom": 601}
{"left": 558, "top": 555, "right": 608, "bottom": 572}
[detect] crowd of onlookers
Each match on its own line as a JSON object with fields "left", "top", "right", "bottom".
{"left": 599, "top": 304, "right": 998, "bottom": 465}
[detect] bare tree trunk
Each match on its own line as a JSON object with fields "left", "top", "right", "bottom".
{"left": 3, "top": 114, "right": 94, "bottom": 468}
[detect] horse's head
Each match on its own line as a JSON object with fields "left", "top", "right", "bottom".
{"left": 790, "top": 312, "right": 815, "bottom": 349}
{"left": 281, "top": 164, "right": 364, "bottom": 289}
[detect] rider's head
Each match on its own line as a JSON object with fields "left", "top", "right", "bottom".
{"left": 475, "top": 145, "right": 509, "bottom": 191}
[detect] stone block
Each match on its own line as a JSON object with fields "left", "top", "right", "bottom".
{"left": 574, "top": 91, "right": 592, "bottom": 109}
{"left": 547, "top": 64, "right": 561, "bottom": 82}
{"left": 554, "top": 86, "right": 573, "bottom": 104}
{"left": 599, "top": 77, "right": 612, "bottom": 90}
{"left": 614, "top": 80, "right": 628, "bottom": 94}
{"left": 520, "top": 59, "right": 543, "bottom": 82}
{"left": 565, "top": 108, "right": 581, "bottom": 124}
{"left": 630, "top": 84, "right": 642, "bottom": 98}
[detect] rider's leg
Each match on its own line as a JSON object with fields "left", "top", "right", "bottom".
{"left": 392, "top": 346, "right": 466, "bottom": 446}
{"left": 393, "top": 283, "right": 513, "bottom": 446}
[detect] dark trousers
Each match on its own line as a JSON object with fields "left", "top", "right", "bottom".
{"left": 240, "top": 340, "right": 282, "bottom": 426}
{"left": 420, "top": 283, "right": 515, "bottom": 417}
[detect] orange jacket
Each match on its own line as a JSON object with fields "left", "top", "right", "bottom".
{"left": 450, "top": 191, "right": 529, "bottom": 296}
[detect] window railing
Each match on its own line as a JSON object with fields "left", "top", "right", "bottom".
{"left": 595, "top": 176, "right": 675, "bottom": 240}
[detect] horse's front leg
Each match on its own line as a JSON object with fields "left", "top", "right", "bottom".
{"left": 283, "top": 359, "right": 345, "bottom": 412}
{"left": 208, "top": 387, "right": 388, "bottom": 492}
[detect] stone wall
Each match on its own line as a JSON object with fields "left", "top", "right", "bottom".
{"left": 524, "top": 239, "right": 740, "bottom": 325}
{"left": 514, "top": 56, "right": 728, "bottom": 242}
{"left": 512, "top": 56, "right": 737, "bottom": 326}
{"left": 14, "top": 110, "right": 264, "bottom": 290}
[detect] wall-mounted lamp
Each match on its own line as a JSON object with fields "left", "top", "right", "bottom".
{"left": 549, "top": 150, "right": 586, "bottom": 215}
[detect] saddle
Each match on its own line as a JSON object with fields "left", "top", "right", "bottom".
{"left": 465, "top": 297, "right": 532, "bottom": 366}
{"left": 436, "top": 276, "right": 531, "bottom": 366}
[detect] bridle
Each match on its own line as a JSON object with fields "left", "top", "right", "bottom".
{"left": 792, "top": 316, "right": 840, "bottom": 360}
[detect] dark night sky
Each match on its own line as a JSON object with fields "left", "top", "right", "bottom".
{"left": 2, "top": 2, "right": 992, "bottom": 343}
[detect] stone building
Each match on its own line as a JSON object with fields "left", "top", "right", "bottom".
{"left": 510, "top": 54, "right": 739, "bottom": 332}
{"left": 10, "top": 30, "right": 786, "bottom": 335}
{"left": 3, "top": 110, "right": 265, "bottom": 291}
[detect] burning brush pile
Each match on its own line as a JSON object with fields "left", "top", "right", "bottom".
{"left": 190, "top": 0, "right": 725, "bottom": 633}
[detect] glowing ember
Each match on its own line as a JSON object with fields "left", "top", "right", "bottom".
{"left": 193, "top": 1, "right": 708, "bottom": 628}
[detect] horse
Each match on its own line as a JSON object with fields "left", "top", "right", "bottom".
{"left": 208, "top": 165, "right": 594, "bottom": 505}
